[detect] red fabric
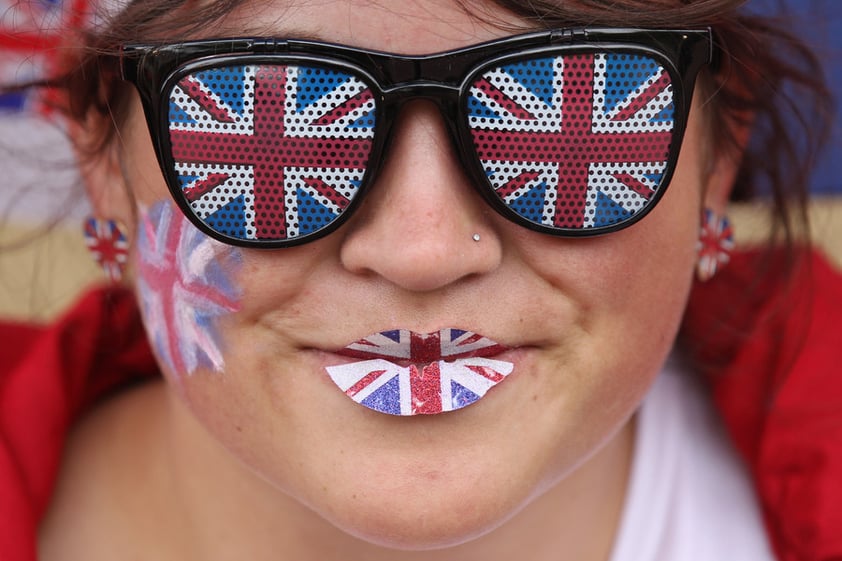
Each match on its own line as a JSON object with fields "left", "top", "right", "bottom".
{"left": 0, "top": 250, "right": 840, "bottom": 559}
{"left": 684, "top": 249, "right": 842, "bottom": 561}
{"left": 0, "top": 287, "right": 158, "bottom": 561}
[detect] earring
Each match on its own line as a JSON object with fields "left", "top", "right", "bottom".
{"left": 696, "top": 209, "right": 734, "bottom": 282}
{"left": 83, "top": 217, "right": 130, "bottom": 282}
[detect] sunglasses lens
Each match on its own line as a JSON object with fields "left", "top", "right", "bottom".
{"left": 466, "top": 52, "right": 676, "bottom": 232}
{"left": 166, "top": 63, "right": 376, "bottom": 243}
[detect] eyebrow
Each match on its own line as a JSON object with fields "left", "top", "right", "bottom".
{"left": 216, "top": 25, "right": 326, "bottom": 40}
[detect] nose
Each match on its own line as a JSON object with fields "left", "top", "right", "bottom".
{"left": 339, "top": 101, "right": 502, "bottom": 292}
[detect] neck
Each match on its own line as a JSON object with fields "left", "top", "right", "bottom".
{"left": 162, "top": 387, "right": 634, "bottom": 561}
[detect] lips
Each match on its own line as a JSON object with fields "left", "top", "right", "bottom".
{"left": 325, "top": 329, "right": 514, "bottom": 416}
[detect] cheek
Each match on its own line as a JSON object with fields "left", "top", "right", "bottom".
{"left": 588, "top": 182, "right": 701, "bottom": 356}
{"left": 134, "top": 200, "right": 244, "bottom": 381}
{"left": 521, "top": 105, "right": 705, "bottom": 331}
{"left": 510, "top": 158, "right": 702, "bottom": 422}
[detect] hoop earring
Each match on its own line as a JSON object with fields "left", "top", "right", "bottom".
{"left": 83, "top": 217, "right": 130, "bottom": 282}
{"left": 696, "top": 209, "right": 734, "bottom": 282}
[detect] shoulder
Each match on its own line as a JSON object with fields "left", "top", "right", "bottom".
{"left": 38, "top": 380, "right": 181, "bottom": 561}
{"left": 0, "top": 286, "right": 160, "bottom": 561}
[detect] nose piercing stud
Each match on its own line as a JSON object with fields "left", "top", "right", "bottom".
{"left": 472, "top": 233, "right": 481, "bottom": 242}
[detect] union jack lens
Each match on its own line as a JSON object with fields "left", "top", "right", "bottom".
{"left": 124, "top": 29, "right": 711, "bottom": 247}
{"left": 466, "top": 53, "right": 674, "bottom": 230}
{"left": 168, "top": 64, "right": 376, "bottom": 242}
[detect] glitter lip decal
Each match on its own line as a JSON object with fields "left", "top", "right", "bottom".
{"left": 136, "top": 201, "right": 242, "bottom": 377}
{"left": 325, "top": 329, "right": 514, "bottom": 416}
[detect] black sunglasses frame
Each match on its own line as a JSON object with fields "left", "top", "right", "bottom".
{"left": 121, "top": 27, "right": 713, "bottom": 248}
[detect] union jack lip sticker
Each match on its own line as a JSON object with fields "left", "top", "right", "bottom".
{"left": 325, "top": 329, "right": 514, "bottom": 416}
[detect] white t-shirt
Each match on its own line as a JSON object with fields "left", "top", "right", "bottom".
{"left": 609, "top": 359, "right": 775, "bottom": 561}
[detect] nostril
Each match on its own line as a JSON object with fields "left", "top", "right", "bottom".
{"left": 336, "top": 98, "right": 502, "bottom": 291}
{"left": 340, "top": 218, "right": 502, "bottom": 293}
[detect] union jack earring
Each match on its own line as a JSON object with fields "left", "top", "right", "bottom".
{"left": 83, "top": 217, "right": 130, "bottom": 282}
{"left": 696, "top": 209, "right": 734, "bottom": 282}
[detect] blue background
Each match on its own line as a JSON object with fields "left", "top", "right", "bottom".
{"left": 751, "top": 0, "right": 841, "bottom": 194}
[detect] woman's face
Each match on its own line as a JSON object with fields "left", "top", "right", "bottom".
{"left": 108, "top": 0, "right": 721, "bottom": 549}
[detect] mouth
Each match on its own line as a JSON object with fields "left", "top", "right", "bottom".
{"left": 325, "top": 328, "right": 514, "bottom": 416}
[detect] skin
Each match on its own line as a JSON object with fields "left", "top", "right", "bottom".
{"left": 40, "top": 1, "right": 740, "bottom": 560}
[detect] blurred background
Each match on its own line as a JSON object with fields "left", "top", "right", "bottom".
{"left": 1, "top": 0, "right": 840, "bottom": 320}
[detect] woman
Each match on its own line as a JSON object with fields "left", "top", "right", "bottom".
{"left": 1, "top": 0, "right": 840, "bottom": 559}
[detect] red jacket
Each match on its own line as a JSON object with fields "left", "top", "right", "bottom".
{"left": 683, "top": 249, "right": 842, "bottom": 560}
{"left": 1, "top": 249, "right": 841, "bottom": 560}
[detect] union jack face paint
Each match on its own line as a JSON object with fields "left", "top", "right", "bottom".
{"left": 326, "top": 329, "right": 514, "bottom": 416}
{"left": 136, "top": 201, "right": 242, "bottom": 378}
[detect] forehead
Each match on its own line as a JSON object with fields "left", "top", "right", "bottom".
{"left": 216, "top": 0, "right": 531, "bottom": 52}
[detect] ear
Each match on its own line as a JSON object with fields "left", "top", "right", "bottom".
{"left": 67, "top": 114, "right": 136, "bottom": 231}
{"left": 702, "top": 100, "right": 755, "bottom": 214}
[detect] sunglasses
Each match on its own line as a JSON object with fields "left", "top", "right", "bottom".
{"left": 121, "top": 27, "right": 713, "bottom": 248}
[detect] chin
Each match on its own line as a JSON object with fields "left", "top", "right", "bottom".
{"left": 301, "top": 412, "right": 541, "bottom": 550}
{"left": 319, "top": 480, "right": 523, "bottom": 551}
